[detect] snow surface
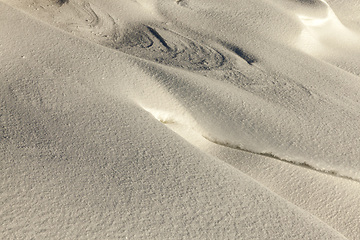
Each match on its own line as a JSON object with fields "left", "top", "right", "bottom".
{"left": 1, "top": 0, "right": 360, "bottom": 239}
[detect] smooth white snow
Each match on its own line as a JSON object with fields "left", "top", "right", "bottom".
{"left": 1, "top": 0, "right": 360, "bottom": 239}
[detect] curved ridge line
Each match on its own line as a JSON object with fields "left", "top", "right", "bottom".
{"left": 203, "top": 136, "right": 360, "bottom": 183}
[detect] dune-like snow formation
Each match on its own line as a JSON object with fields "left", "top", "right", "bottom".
{"left": 1, "top": 0, "right": 360, "bottom": 239}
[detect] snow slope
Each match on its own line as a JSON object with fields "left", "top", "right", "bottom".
{"left": 1, "top": 0, "right": 360, "bottom": 239}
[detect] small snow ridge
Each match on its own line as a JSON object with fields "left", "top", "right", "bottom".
{"left": 221, "top": 42, "right": 257, "bottom": 65}
{"left": 54, "top": 0, "right": 69, "bottom": 6}
{"left": 203, "top": 136, "right": 360, "bottom": 183}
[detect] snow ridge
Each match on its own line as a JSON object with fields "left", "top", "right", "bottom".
{"left": 203, "top": 135, "right": 360, "bottom": 183}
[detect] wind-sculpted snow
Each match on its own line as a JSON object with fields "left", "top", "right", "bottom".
{"left": 270, "top": 0, "right": 360, "bottom": 74}
{"left": 3, "top": 0, "right": 225, "bottom": 70}
{"left": 116, "top": 25, "right": 225, "bottom": 70}
{"left": 2, "top": 0, "right": 360, "bottom": 239}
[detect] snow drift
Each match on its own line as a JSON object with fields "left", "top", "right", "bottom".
{"left": 1, "top": 0, "right": 360, "bottom": 239}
